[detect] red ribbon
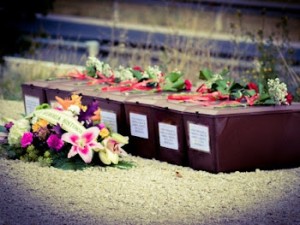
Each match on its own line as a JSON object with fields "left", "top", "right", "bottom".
{"left": 167, "top": 92, "right": 248, "bottom": 108}
{"left": 101, "top": 79, "right": 158, "bottom": 92}
{"left": 62, "top": 69, "right": 88, "bottom": 80}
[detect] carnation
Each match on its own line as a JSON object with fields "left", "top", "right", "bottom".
{"left": 47, "top": 134, "right": 64, "bottom": 151}
{"left": 21, "top": 132, "right": 33, "bottom": 148}
{"left": 8, "top": 118, "right": 31, "bottom": 147}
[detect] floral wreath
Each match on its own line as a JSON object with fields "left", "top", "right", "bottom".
{"left": 1, "top": 94, "right": 133, "bottom": 170}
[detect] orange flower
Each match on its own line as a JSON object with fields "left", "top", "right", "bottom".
{"left": 91, "top": 108, "right": 101, "bottom": 122}
{"left": 55, "top": 94, "right": 86, "bottom": 111}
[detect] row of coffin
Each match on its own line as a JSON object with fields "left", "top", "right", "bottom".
{"left": 22, "top": 78, "right": 300, "bottom": 173}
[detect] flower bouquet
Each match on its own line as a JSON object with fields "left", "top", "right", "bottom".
{"left": 0, "top": 94, "right": 133, "bottom": 170}
{"left": 168, "top": 68, "right": 293, "bottom": 107}
{"left": 66, "top": 56, "right": 192, "bottom": 93}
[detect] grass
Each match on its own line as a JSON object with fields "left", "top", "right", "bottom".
{"left": 0, "top": 57, "right": 84, "bottom": 100}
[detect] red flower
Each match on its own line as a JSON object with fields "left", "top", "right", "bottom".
{"left": 247, "top": 82, "right": 259, "bottom": 93}
{"left": 132, "top": 66, "right": 143, "bottom": 72}
{"left": 184, "top": 79, "right": 192, "bottom": 91}
{"left": 286, "top": 93, "right": 293, "bottom": 105}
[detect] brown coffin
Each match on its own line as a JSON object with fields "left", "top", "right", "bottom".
{"left": 80, "top": 91, "right": 160, "bottom": 154}
{"left": 124, "top": 97, "right": 159, "bottom": 159}
{"left": 45, "top": 84, "right": 81, "bottom": 107}
{"left": 152, "top": 99, "right": 200, "bottom": 166}
{"left": 22, "top": 81, "right": 47, "bottom": 114}
{"left": 80, "top": 90, "right": 130, "bottom": 135}
{"left": 183, "top": 104, "right": 300, "bottom": 173}
{"left": 21, "top": 79, "right": 71, "bottom": 114}
{"left": 124, "top": 95, "right": 196, "bottom": 161}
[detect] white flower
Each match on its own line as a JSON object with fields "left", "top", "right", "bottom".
{"left": 102, "top": 63, "right": 113, "bottom": 77}
{"left": 86, "top": 56, "right": 102, "bottom": 70}
{"left": 68, "top": 105, "right": 81, "bottom": 115}
{"left": 267, "top": 78, "right": 288, "bottom": 105}
{"left": 8, "top": 118, "right": 31, "bottom": 146}
{"left": 86, "top": 57, "right": 113, "bottom": 78}
{"left": 114, "top": 66, "right": 135, "bottom": 81}
{"left": 145, "top": 65, "right": 162, "bottom": 82}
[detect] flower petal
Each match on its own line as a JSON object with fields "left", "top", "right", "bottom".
{"left": 107, "top": 149, "right": 119, "bottom": 164}
{"left": 68, "top": 146, "right": 78, "bottom": 158}
{"left": 99, "top": 149, "right": 119, "bottom": 165}
{"left": 111, "top": 133, "right": 129, "bottom": 144}
{"left": 78, "top": 146, "right": 93, "bottom": 163}
{"left": 89, "top": 141, "right": 104, "bottom": 150}
{"left": 82, "top": 127, "right": 100, "bottom": 143}
{"left": 62, "top": 133, "right": 80, "bottom": 145}
{"left": 99, "top": 151, "right": 111, "bottom": 165}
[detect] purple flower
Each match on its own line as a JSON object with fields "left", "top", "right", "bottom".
{"left": 52, "top": 124, "right": 64, "bottom": 137}
{"left": 21, "top": 132, "right": 33, "bottom": 148}
{"left": 47, "top": 134, "right": 64, "bottom": 151}
{"left": 78, "top": 100, "right": 99, "bottom": 123}
{"left": 4, "top": 122, "right": 14, "bottom": 132}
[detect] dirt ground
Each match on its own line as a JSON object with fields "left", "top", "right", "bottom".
{"left": 0, "top": 100, "right": 300, "bottom": 225}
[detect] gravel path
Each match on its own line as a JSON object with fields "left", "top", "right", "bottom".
{"left": 0, "top": 100, "right": 300, "bottom": 225}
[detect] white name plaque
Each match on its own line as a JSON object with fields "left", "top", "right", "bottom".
{"left": 24, "top": 95, "right": 40, "bottom": 114}
{"left": 158, "top": 123, "right": 179, "bottom": 150}
{"left": 129, "top": 112, "right": 148, "bottom": 139}
{"left": 101, "top": 110, "right": 118, "bottom": 133}
{"left": 188, "top": 122, "right": 210, "bottom": 153}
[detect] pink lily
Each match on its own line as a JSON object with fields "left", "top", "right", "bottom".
{"left": 61, "top": 127, "right": 103, "bottom": 163}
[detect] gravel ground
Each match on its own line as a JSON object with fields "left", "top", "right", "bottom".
{"left": 0, "top": 100, "right": 300, "bottom": 225}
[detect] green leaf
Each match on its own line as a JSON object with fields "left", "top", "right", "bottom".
{"left": 243, "top": 89, "right": 256, "bottom": 96}
{"left": 199, "top": 69, "right": 213, "bottom": 80}
{"left": 166, "top": 71, "right": 182, "bottom": 82}
{"left": 215, "top": 79, "right": 227, "bottom": 88}
{"left": 217, "top": 87, "right": 228, "bottom": 95}
{"left": 162, "top": 84, "right": 177, "bottom": 92}
{"left": 131, "top": 70, "right": 143, "bottom": 81}
{"left": 258, "top": 93, "right": 270, "bottom": 102}
{"left": 260, "top": 99, "right": 276, "bottom": 105}
{"left": 111, "top": 160, "right": 136, "bottom": 170}
{"left": 35, "top": 103, "right": 51, "bottom": 110}
{"left": 258, "top": 81, "right": 267, "bottom": 94}
{"left": 230, "top": 83, "right": 244, "bottom": 92}
{"left": 86, "top": 65, "right": 97, "bottom": 77}
{"left": 52, "top": 157, "right": 89, "bottom": 171}
{"left": 171, "top": 78, "right": 185, "bottom": 89}
{"left": 230, "top": 90, "right": 243, "bottom": 100}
